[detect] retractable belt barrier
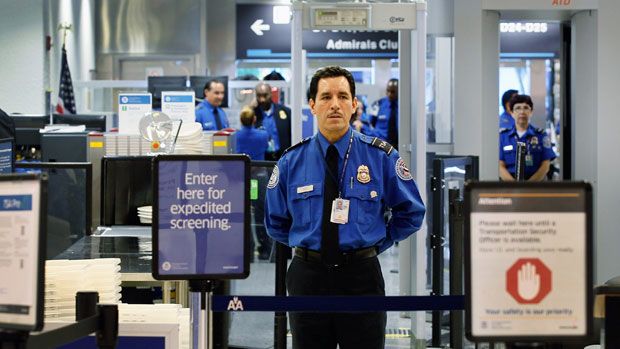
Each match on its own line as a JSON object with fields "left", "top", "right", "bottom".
{"left": 212, "top": 295, "right": 464, "bottom": 312}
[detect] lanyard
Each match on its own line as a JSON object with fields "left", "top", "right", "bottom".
{"left": 513, "top": 134, "right": 531, "bottom": 154}
{"left": 316, "top": 131, "right": 353, "bottom": 198}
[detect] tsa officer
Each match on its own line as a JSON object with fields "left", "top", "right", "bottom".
{"left": 354, "top": 78, "right": 399, "bottom": 149}
{"left": 235, "top": 106, "right": 269, "bottom": 161}
{"left": 499, "top": 94, "right": 556, "bottom": 181}
{"left": 195, "top": 79, "right": 229, "bottom": 131}
{"left": 253, "top": 82, "right": 292, "bottom": 160}
{"left": 500, "top": 89, "right": 518, "bottom": 130}
{"left": 265, "top": 66, "right": 425, "bottom": 349}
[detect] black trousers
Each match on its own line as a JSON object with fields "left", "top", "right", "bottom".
{"left": 286, "top": 256, "right": 387, "bottom": 349}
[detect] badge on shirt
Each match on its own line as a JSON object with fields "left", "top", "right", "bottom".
{"left": 267, "top": 165, "right": 279, "bottom": 189}
{"left": 357, "top": 165, "right": 370, "bottom": 184}
{"left": 279, "top": 110, "right": 287, "bottom": 120}
{"left": 296, "top": 184, "right": 314, "bottom": 194}
{"left": 330, "top": 198, "right": 350, "bottom": 224}
{"left": 370, "top": 190, "right": 378, "bottom": 198}
{"left": 525, "top": 154, "right": 534, "bottom": 167}
{"left": 530, "top": 136, "right": 538, "bottom": 146}
{"left": 395, "top": 157, "right": 413, "bottom": 181}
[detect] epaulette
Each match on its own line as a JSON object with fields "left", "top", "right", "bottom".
{"left": 500, "top": 127, "right": 510, "bottom": 133}
{"left": 282, "top": 137, "right": 311, "bottom": 155}
{"left": 359, "top": 135, "right": 394, "bottom": 155}
{"left": 535, "top": 127, "right": 546, "bottom": 134}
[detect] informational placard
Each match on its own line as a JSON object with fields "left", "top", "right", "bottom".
{"left": 153, "top": 155, "right": 250, "bottom": 280}
{"left": 0, "top": 174, "right": 46, "bottom": 331}
{"left": 0, "top": 138, "right": 13, "bottom": 174}
{"left": 161, "top": 91, "right": 196, "bottom": 125}
{"left": 119, "top": 93, "right": 152, "bottom": 135}
{"left": 465, "top": 182, "right": 592, "bottom": 342}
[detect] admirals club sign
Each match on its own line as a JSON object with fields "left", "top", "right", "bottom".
{"left": 236, "top": 4, "right": 399, "bottom": 59}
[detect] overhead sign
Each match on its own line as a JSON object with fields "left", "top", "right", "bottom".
{"left": 153, "top": 155, "right": 250, "bottom": 280}
{"left": 465, "top": 182, "right": 592, "bottom": 342}
{"left": 118, "top": 93, "right": 152, "bottom": 135}
{"left": 500, "top": 22, "right": 561, "bottom": 58}
{"left": 236, "top": 4, "right": 398, "bottom": 59}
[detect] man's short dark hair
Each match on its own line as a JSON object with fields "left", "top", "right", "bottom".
{"left": 501, "top": 89, "right": 519, "bottom": 111}
{"left": 308, "top": 66, "right": 355, "bottom": 102}
{"left": 509, "top": 94, "right": 533, "bottom": 111}
{"left": 204, "top": 79, "right": 224, "bottom": 91}
{"left": 387, "top": 78, "right": 398, "bottom": 86}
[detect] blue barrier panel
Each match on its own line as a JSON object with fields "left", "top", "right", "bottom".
{"left": 212, "top": 295, "right": 465, "bottom": 312}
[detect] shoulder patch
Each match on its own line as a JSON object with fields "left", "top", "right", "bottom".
{"left": 543, "top": 135, "right": 552, "bottom": 148}
{"left": 282, "top": 137, "right": 311, "bottom": 155}
{"left": 267, "top": 165, "right": 279, "bottom": 189}
{"left": 368, "top": 137, "right": 394, "bottom": 155}
{"left": 395, "top": 157, "right": 413, "bottom": 181}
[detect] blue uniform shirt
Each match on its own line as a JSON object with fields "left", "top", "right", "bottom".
{"left": 235, "top": 126, "right": 269, "bottom": 160}
{"left": 195, "top": 100, "right": 229, "bottom": 131}
{"left": 258, "top": 105, "right": 281, "bottom": 152}
{"left": 265, "top": 128, "right": 425, "bottom": 253}
{"left": 361, "top": 97, "right": 396, "bottom": 141}
{"left": 499, "top": 125, "right": 556, "bottom": 179}
{"left": 499, "top": 110, "right": 515, "bottom": 130}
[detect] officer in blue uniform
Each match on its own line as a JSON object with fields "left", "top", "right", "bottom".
{"left": 253, "top": 82, "right": 292, "bottom": 160}
{"left": 265, "top": 66, "right": 425, "bottom": 349}
{"left": 195, "top": 79, "right": 229, "bottom": 131}
{"left": 235, "top": 106, "right": 269, "bottom": 161}
{"left": 499, "top": 89, "right": 518, "bottom": 130}
{"left": 499, "top": 94, "right": 556, "bottom": 181}
{"left": 355, "top": 79, "right": 399, "bottom": 149}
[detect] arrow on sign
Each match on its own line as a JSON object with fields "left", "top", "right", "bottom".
{"left": 251, "top": 19, "right": 270, "bottom": 36}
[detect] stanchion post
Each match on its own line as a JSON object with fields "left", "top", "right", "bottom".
{"left": 274, "top": 242, "right": 289, "bottom": 349}
{"left": 189, "top": 280, "right": 213, "bottom": 349}
{"left": 449, "top": 188, "right": 464, "bottom": 349}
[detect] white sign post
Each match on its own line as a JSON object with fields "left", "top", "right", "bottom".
{"left": 118, "top": 93, "right": 152, "bottom": 135}
{"left": 161, "top": 91, "right": 196, "bottom": 125}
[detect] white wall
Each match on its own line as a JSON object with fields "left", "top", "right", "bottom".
{"left": 596, "top": 0, "right": 620, "bottom": 283}
{"left": 0, "top": 0, "right": 46, "bottom": 114}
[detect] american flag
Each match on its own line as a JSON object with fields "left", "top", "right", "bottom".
{"left": 55, "top": 44, "right": 76, "bottom": 114}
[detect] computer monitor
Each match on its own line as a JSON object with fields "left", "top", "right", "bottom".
{"left": 14, "top": 162, "right": 92, "bottom": 259}
{"left": 11, "top": 114, "right": 50, "bottom": 148}
{"left": 0, "top": 137, "right": 14, "bottom": 173}
{"left": 52, "top": 113, "right": 108, "bottom": 132}
{"left": 190, "top": 76, "right": 229, "bottom": 108}
{"left": 101, "top": 156, "right": 153, "bottom": 226}
{"left": 147, "top": 76, "right": 190, "bottom": 109}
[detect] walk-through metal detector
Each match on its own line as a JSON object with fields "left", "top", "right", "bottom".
{"left": 290, "top": 1, "right": 429, "bottom": 344}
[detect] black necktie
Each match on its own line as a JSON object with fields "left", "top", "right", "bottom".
{"left": 387, "top": 100, "right": 398, "bottom": 150}
{"left": 321, "top": 145, "right": 340, "bottom": 264}
{"left": 213, "top": 107, "right": 223, "bottom": 130}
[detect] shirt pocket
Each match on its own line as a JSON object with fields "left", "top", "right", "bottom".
{"left": 346, "top": 185, "right": 382, "bottom": 226}
{"left": 288, "top": 181, "right": 323, "bottom": 226}
{"left": 502, "top": 149, "right": 516, "bottom": 166}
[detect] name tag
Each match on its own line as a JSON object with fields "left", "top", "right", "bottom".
{"left": 296, "top": 185, "right": 314, "bottom": 194}
{"left": 503, "top": 145, "right": 514, "bottom": 151}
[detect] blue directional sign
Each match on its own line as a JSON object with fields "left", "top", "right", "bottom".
{"left": 236, "top": 4, "right": 398, "bottom": 59}
{"left": 153, "top": 155, "right": 250, "bottom": 280}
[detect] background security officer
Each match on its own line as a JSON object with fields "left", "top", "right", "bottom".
{"left": 499, "top": 94, "right": 556, "bottom": 181}
{"left": 354, "top": 78, "right": 399, "bottom": 149}
{"left": 195, "top": 79, "right": 229, "bottom": 131}
{"left": 253, "top": 82, "right": 292, "bottom": 160}
{"left": 265, "top": 66, "right": 425, "bottom": 349}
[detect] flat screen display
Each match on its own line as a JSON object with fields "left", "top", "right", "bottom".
{"left": 0, "top": 174, "right": 45, "bottom": 330}
{"left": 0, "top": 138, "right": 13, "bottom": 174}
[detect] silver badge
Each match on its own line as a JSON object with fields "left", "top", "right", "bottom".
{"left": 267, "top": 165, "right": 279, "bottom": 189}
{"left": 395, "top": 157, "right": 413, "bottom": 181}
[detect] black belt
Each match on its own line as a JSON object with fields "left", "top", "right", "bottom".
{"left": 294, "top": 246, "right": 377, "bottom": 266}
